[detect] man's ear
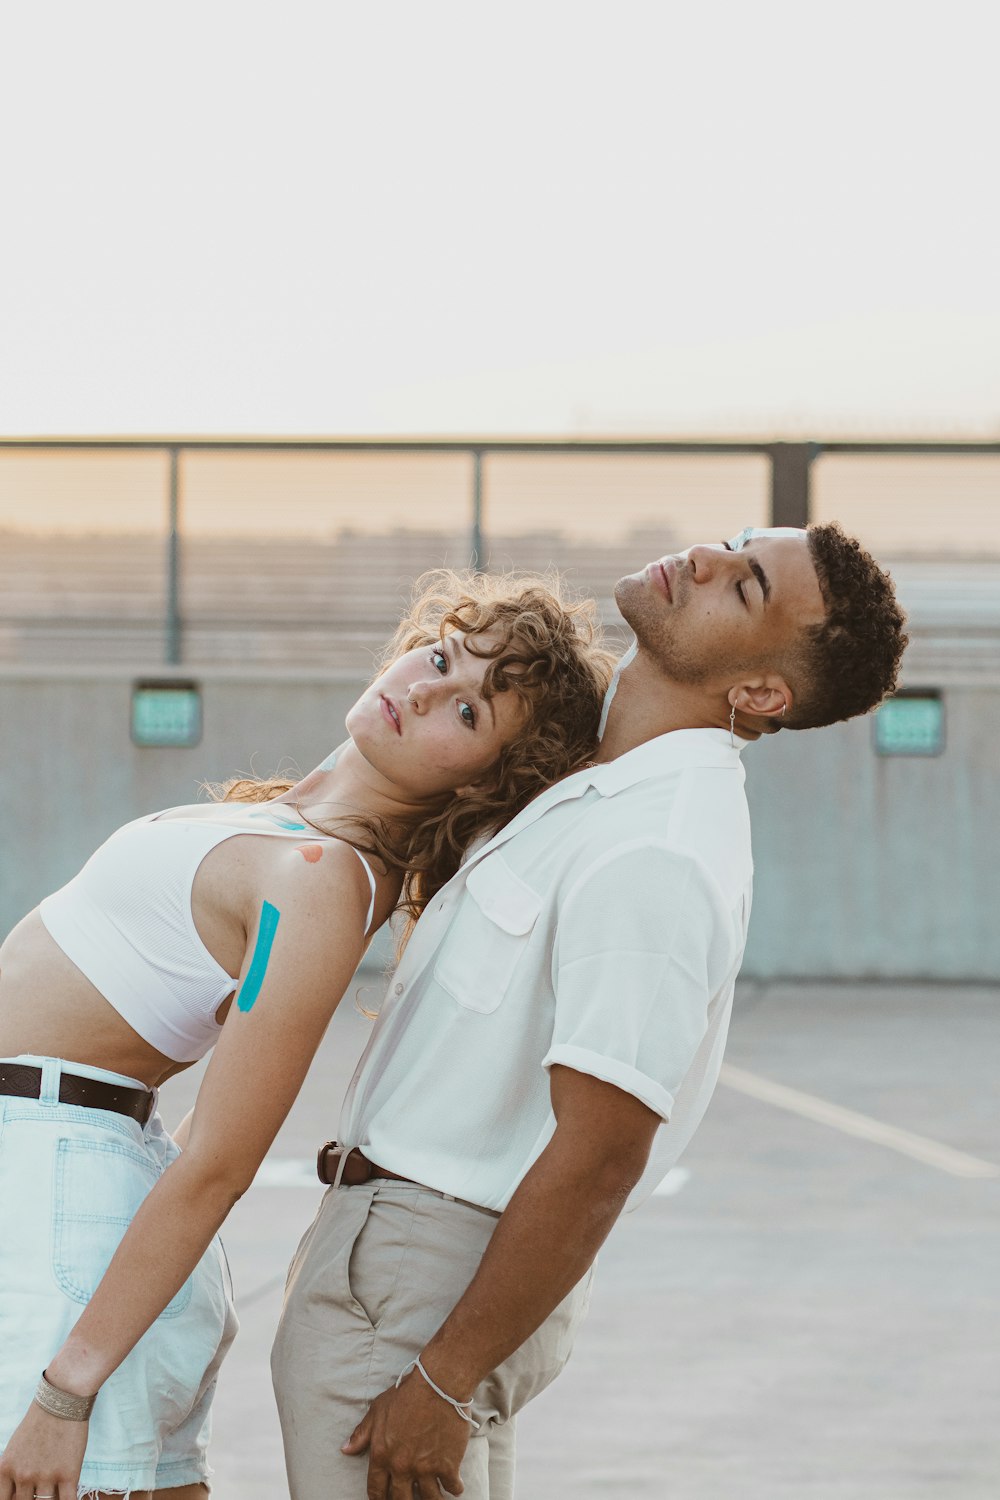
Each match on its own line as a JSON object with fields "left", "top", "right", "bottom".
{"left": 728, "top": 679, "right": 791, "bottom": 723}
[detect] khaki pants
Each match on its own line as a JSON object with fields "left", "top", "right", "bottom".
{"left": 271, "top": 1180, "right": 592, "bottom": 1500}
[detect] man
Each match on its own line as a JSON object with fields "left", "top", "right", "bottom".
{"left": 271, "top": 522, "right": 907, "bottom": 1499}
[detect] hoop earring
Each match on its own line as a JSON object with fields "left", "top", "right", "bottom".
{"left": 729, "top": 702, "right": 736, "bottom": 748}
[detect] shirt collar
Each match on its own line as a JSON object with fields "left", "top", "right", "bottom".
{"left": 463, "top": 727, "right": 747, "bottom": 872}
{"left": 581, "top": 726, "right": 746, "bottom": 796}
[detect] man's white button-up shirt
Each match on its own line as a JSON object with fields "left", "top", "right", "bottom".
{"left": 339, "top": 727, "right": 753, "bottom": 1212}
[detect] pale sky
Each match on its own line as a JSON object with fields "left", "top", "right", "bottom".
{"left": 1, "top": 0, "right": 998, "bottom": 438}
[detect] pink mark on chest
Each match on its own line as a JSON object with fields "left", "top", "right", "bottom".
{"left": 296, "top": 843, "right": 325, "bottom": 864}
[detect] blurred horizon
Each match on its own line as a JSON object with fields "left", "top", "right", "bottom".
{"left": 1, "top": 444, "right": 997, "bottom": 558}
{"left": 2, "top": 439, "right": 997, "bottom": 674}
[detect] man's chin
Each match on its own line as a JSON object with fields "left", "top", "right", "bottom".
{"left": 613, "top": 573, "right": 642, "bottom": 615}
{"left": 614, "top": 573, "right": 651, "bottom": 632}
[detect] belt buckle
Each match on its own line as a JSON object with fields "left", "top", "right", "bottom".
{"left": 316, "top": 1140, "right": 348, "bottom": 1185}
{"left": 316, "top": 1141, "right": 372, "bottom": 1187}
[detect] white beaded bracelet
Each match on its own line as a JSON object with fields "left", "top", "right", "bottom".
{"left": 396, "top": 1356, "right": 481, "bottom": 1430}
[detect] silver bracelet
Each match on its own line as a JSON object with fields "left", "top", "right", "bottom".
{"left": 33, "top": 1370, "right": 97, "bottom": 1422}
{"left": 396, "top": 1356, "right": 481, "bottom": 1430}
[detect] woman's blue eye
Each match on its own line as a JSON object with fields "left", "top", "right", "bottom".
{"left": 459, "top": 701, "right": 476, "bottom": 728}
{"left": 431, "top": 648, "right": 447, "bottom": 673}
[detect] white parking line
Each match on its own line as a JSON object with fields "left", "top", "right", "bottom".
{"left": 720, "top": 1063, "right": 1000, "bottom": 1179}
{"left": 256, "top": 1158, "right": 321, "bottom": 1188}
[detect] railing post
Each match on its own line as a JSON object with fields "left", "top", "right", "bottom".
{"left": 769, "top": 442, "right": 819, "bottom": 529}
{"left": 470, "top": 449, "right": 484, "bottom": 571}
{"left": 166, "top": 446, "right": 182, "bottom": 664}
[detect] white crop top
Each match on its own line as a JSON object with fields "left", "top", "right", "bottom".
{"left": 39, "top": 805, "right": 378, "bottom": 1063}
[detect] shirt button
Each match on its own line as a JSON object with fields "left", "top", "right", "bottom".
{"left": 393, "top": 983, "right": 404, "bottom": 996}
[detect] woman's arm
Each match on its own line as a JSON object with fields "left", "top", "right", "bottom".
{"left": 0, "top": 840, "right": 373, "bottom": 1500}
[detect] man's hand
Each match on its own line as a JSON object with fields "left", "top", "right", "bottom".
{"left": 342, "top": 1366, "right": 471, "bottom": 1499}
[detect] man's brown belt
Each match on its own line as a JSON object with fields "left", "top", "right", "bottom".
{"left": 316, "top": 1142, "right": 414, "bottom": 1187}
{"left": 315, "top": 1141, "right": 502, "bottom": 1218}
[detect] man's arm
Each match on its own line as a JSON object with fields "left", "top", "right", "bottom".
{"left": 343, "top": 1064, "right": 660, "bottom": 1498}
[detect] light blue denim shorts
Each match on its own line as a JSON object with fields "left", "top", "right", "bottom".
{"left": 0, "top": 1056, "right": 239, "bottom": 1496}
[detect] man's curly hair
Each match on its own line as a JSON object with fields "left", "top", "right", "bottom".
{"left": 778, "top": 521, "right": 909, "bottom": 731}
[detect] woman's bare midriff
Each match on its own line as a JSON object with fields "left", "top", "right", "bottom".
{"left": 0, "top": 817, "right": 285, "bottom": 1087}
{"left": 0, "top": 910, "right": 196, "bottom": 1088}
{"left": 0, "top": 810, "right": 378, "bottom": 1091}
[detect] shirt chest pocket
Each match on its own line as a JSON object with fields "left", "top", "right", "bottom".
{"left": 433, "top": 855, "right": 541, "bottom": 1015}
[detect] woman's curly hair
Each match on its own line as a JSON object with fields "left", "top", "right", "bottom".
{"left": 217, "top": 569, "right": 614, "bottom": 938}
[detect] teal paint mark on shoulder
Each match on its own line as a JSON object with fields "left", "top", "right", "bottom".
{"left": 237, "top": 900, "right": 281, "bottom": 1013}
{"left": 248, "top": 809, "right": 308, "bottom": 832}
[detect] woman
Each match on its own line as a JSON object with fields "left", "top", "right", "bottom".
{"left": 0, "top": 570, "right": 612, "bottom": 1500}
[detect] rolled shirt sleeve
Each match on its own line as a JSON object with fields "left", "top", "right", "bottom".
{"left": 543, "top": 839, "right": 737, "bottom": 1121}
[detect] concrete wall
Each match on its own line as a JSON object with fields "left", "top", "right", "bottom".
{"left": 0, "top": 666, "right": 363, "bottom": 945}
{"left": 741, "top": 693, "right": 997, "bottom": 978}
{"left": 1, "top": 653, "right": 997, "bottom": 981}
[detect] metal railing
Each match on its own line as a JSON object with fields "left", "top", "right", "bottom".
{"left": 2, "top": 436, "right": 999, "bottom": 666}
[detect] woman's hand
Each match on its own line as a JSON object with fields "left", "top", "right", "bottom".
{"left": 0, "top": 1401, "right": 90, "bottom": 1500}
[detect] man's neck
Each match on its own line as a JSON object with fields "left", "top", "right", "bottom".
{"left": 595, "top": 653, "right": 741, "bottom": 762}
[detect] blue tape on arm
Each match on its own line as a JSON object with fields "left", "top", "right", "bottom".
{"left": 237, "top": 900, "right": 281, "bottom": 1013}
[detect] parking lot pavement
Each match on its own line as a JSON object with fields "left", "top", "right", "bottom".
{"left": 159, "top": 980, "right": 1000, "bottom": 1498}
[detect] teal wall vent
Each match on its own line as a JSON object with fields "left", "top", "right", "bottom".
{"left": 874, "top": 692, "right": 944, "bottom": 757}
{"left": 131, "top": 680, "right": 202, "bottom": 748}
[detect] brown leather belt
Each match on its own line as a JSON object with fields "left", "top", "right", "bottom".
{"left": 316, "top": 1142, "right": 502, "bottom": 1219}
{"left": 316, "top": 1142, "right": 413, "bottom": 1187}
{"left": 0, "top": 1061, "right": 154, "bottom": 1125}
